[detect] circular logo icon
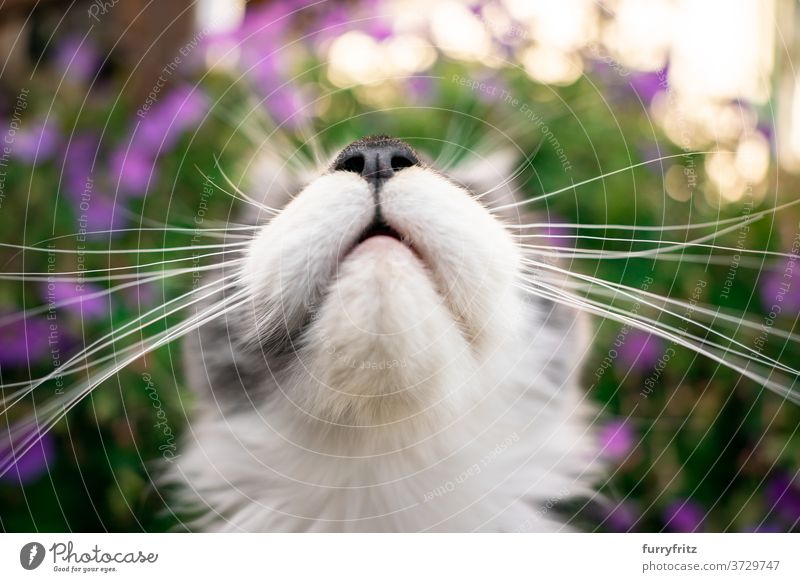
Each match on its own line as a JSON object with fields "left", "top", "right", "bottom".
{"left": 19, "top": 542, "right": 46, "bottom": 570}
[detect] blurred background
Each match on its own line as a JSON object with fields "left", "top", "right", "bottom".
{"left": 0, "top": 0, "right": 798, "bottom": 532}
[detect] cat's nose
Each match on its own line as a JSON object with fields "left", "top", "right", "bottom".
{"left": 332, "top": 136, "right": 420, "bottom": 188}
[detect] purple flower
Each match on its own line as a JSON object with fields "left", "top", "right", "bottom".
{"left": 757, "top": 122, "right": 775, "bottom": 156}
{"left": 312, "top": 6, "right": 352, "bottom": 45}
{"left": 42, "top": 281, "right": 111, "bottom": 321}
{"left": 134, "top": 86, "right": 210, "bottom": 154}
{"left": 542, "top": 219, "right": 575, "bottom": 249}
{"left": 161, "top": 87, "right": 209, "bottom": 141}
{"left": 637, "top": 141, "right": 668, "bottom": 176}
{"left": 265, "top": 86, "right": 309, "bottom": 128}
{"left": 406, "top": 76, "right": 438, "bottom": 104}
{"left": 604, "top": 501, "right": 639, "bottom": 532}
{"left": 240, "top": 2, "right": 292, "bottom": 37}
{"left": 0, "top": 314, "right": 51, "bottom": 368}
{"left": 62, "top": 133, "right": 100, "bottom": 198}
{"left": 248, "top": 53, "right": 286, "bottom": 97}
{"left": 109, "top": 147, "right": 157, "bottom": 197}
{"left": 663, "top": 499, "right": 705, "bottom": 532}
{"left": 366, "top": 19, "right": 394, "bottom": 42}
{"left": 123, "top": 282, "right": 159, "bottom": 310}
{"left": 743, "top": 522, "right": 784, "bottom": 533}
{"left": 759, "top": 260, "right": 800, "bottom": 314}
{"left": 52, "top": 35, "right": 100, "bottom": 84}
{"left": 473, "top": 75, "right": 507, "bottom": 104}
{"left": 628, "top": 68, "right": 668, "bottom": 104}
{"left": 617, "top": 330, "right": 665, "bottom": 373}
{"left": 82, "top": 194, "right": 128, "bottom": 239}
{"left": 765, "top": 471, "right": 800, "bottom": 522}
{"left": 130, "top": 113, "right": 170, "bottom": 154}
{"left": 237, "top": 3, "right": 292, "bottom": 67}
{"left": 599, "top": 419, "right": 636, "bottom": 461}
{"left": 13, "top": 118, "right": 60, "bottom": 164}
{"left": 588, "top": 58, "right": 619, "bottom": 82}
{"left": 0, "top": 429, "right": 56, "bottom": 485}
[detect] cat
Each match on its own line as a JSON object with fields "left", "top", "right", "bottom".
{"left": 166, "top": 136, "right": 602, "bottom": 532}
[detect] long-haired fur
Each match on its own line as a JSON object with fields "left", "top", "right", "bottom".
{"left": 165, "top": 138, "right": 602, "bottom": 531}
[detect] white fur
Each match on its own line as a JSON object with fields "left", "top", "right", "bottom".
{"left": 167, "top": 162, "right": 600, "bottom": 531}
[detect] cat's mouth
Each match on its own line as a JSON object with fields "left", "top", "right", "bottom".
{"left": 350, "top": 217, "right": 419, "bottom": 258}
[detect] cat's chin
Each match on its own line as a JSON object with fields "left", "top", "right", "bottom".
{"left": 294, "top": 236, "right": 477, "bottom": 427}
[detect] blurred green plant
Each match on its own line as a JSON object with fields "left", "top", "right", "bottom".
{"left": 0, "top": 1, "right": 798, "bottom": 533}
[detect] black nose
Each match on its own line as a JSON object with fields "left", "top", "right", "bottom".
{"left": 332, "top": 135, "right": 420, "bottom": 188}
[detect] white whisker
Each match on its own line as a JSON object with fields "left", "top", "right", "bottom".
{"left": 0, "top": 248, "right": 247, "bottom": 280}
{"left": 508, "top": 196, "right": 800, "bottom": 232}
{"left": 552, "top": 278, "right": 800, "bottom": 345}
{"left": 0, "top": 240, "right": 250, "bottom": 255}
{"left": 516, "top": 279, "right": 799, "bottom": 403}
{"left": 0, "top": 257, "right": 245, "bottom": 328}
{"left": 489, "top": 152, "right": 724, "bottom": 212}
{"left": 0, "top": 286, "right": 252, "bottom": 479}
{"left": 515, "top": 209, "right": 783, "bottom": 262}
{"left": 517, "top": 248, "right": 772, "bottom": 268}
{"left": 0, "top": 271, "right": 243, "bottom": 415}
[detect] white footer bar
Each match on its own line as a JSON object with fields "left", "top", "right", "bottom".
{"left": 1, "top": 533, "right": 797, "bottom": 581}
